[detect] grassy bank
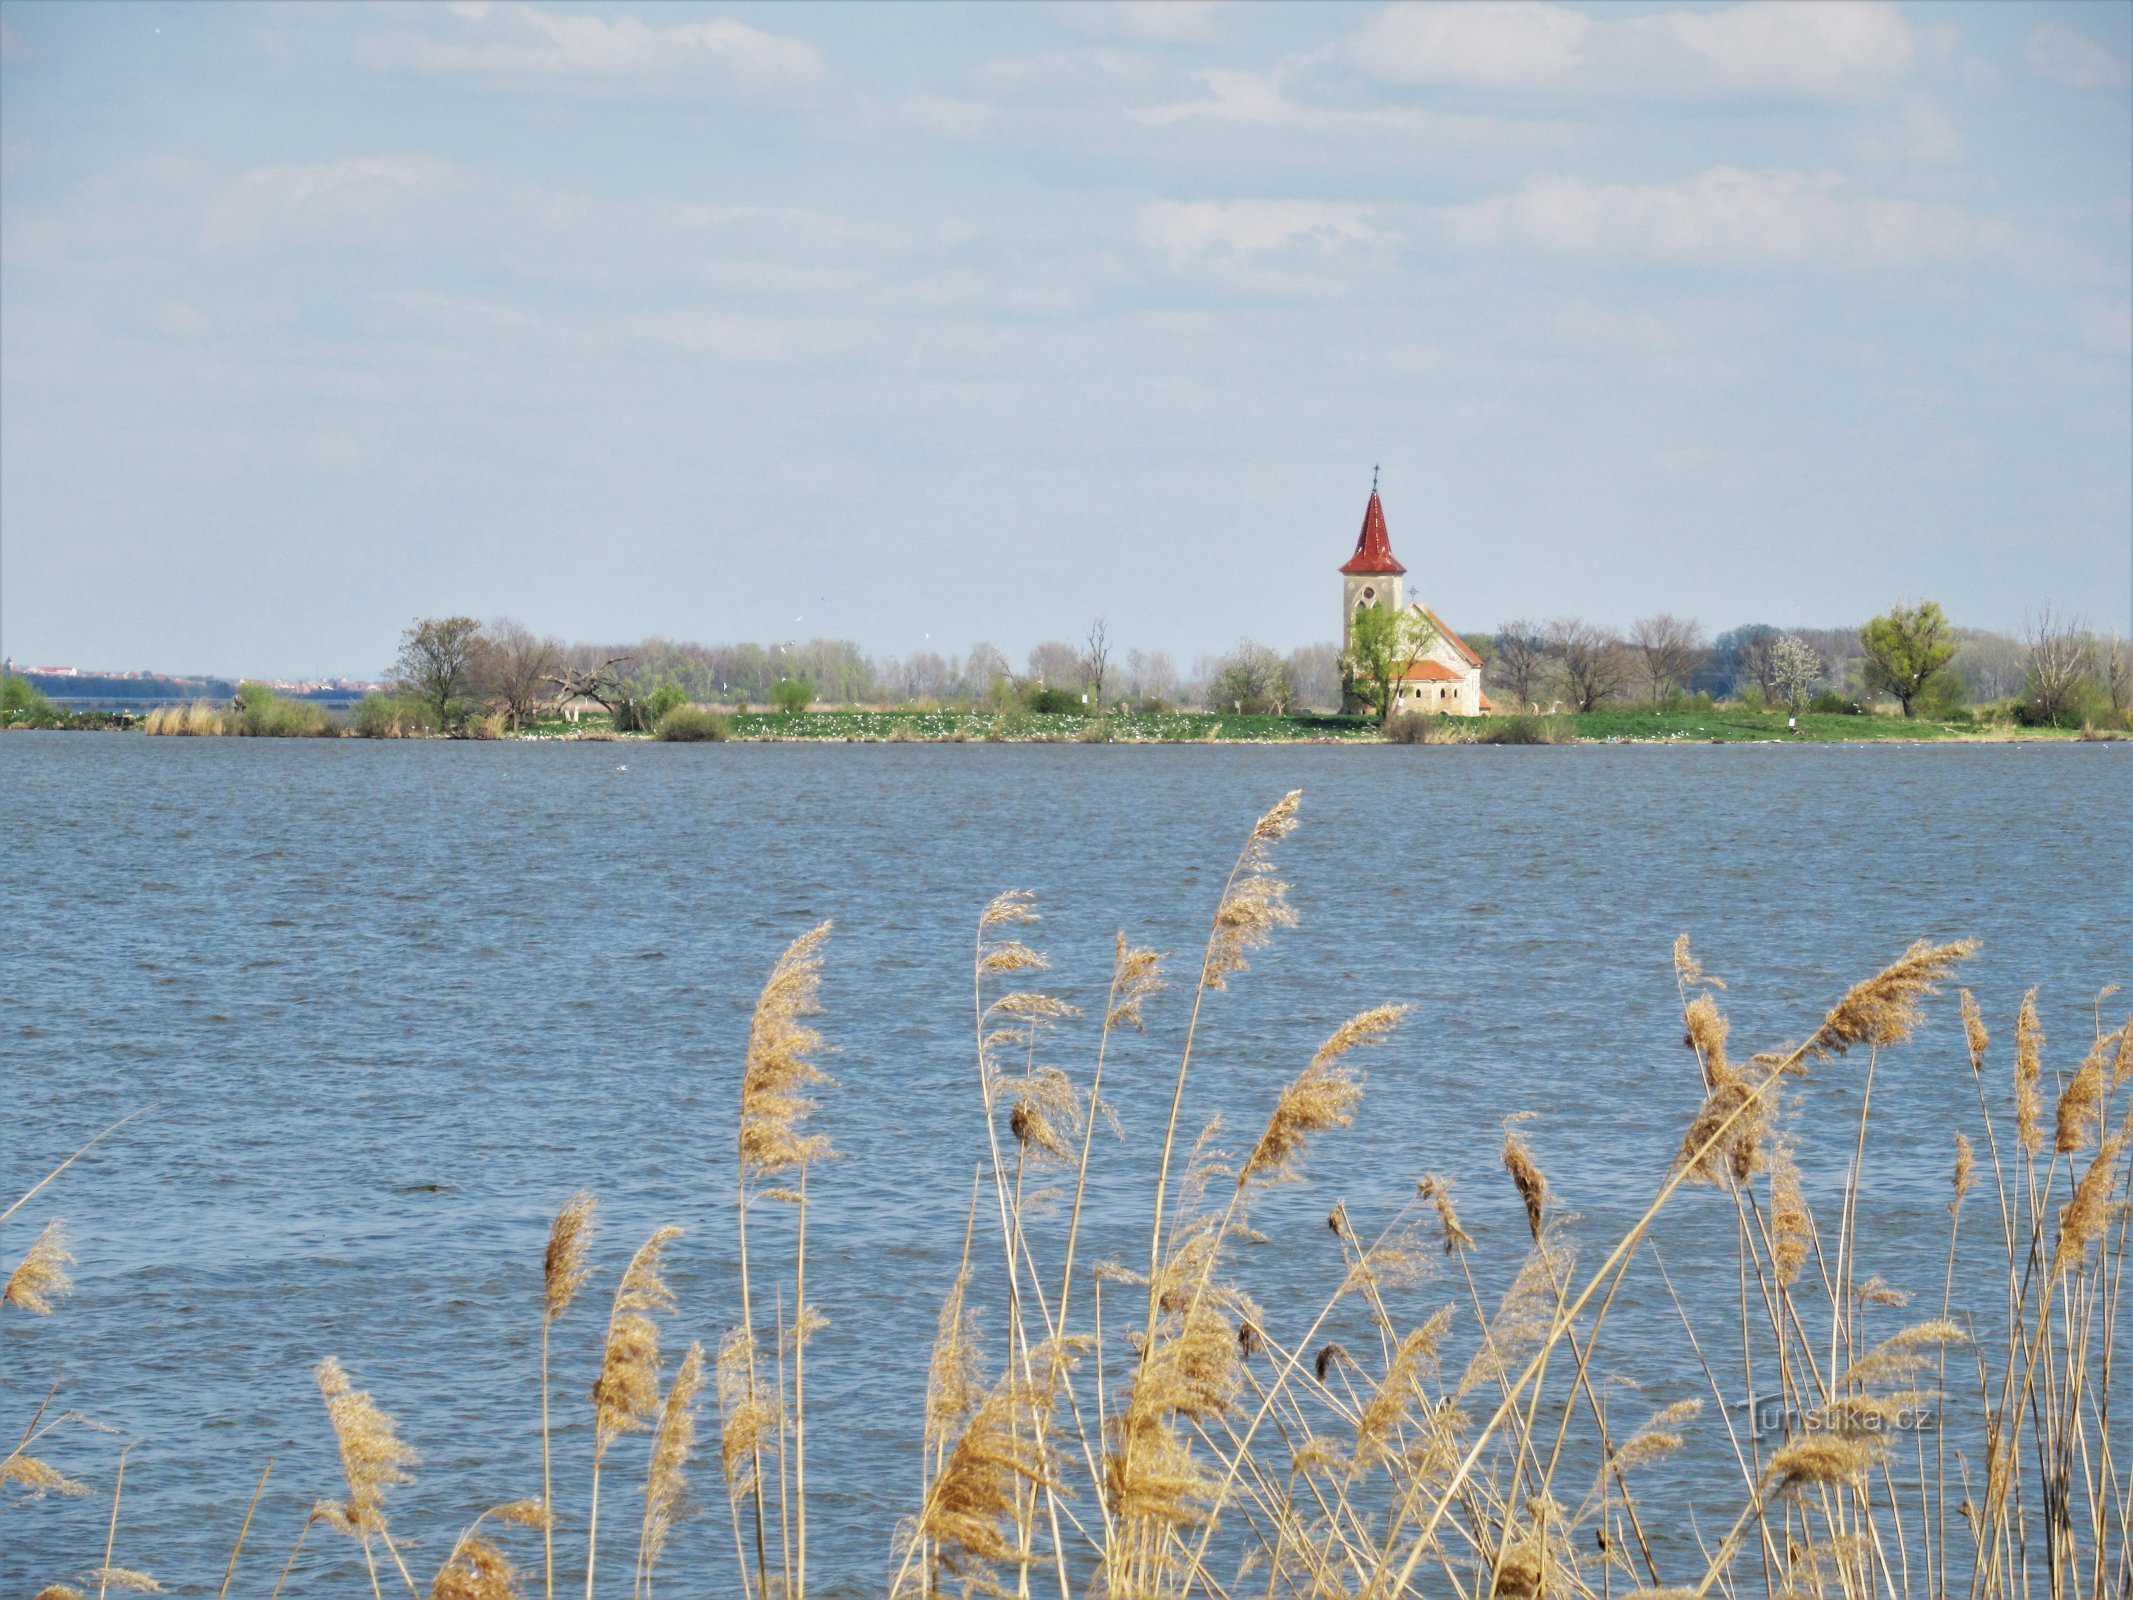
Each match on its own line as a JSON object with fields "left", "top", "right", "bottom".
{"left": 5, "top": 703, "right": 2103, "bottom": 743}
{"left": 7, "top": 791, "right": 2126, "bottom": 1599}
{"left": 512, "top": 706, "right": 2093, "bottom": 744}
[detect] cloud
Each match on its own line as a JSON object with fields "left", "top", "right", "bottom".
{"left": 2025, "top": 24, "right": 2130, "bottom": 90}
{"left": 974, "top": 48, "right": 1154, "bottom": 96}
{"left": 1132, "top": 65, "right": 1570, "bottom": 146}
{"left": 1350, "top": 0, "right": 1916, "bottom": 99}
{"left": 1139, "top": 199, "right": 1378, "bottom": 265}
{"left": 362, "top": 1, "right": 829, "bottom": 91}
{"left": 199, "top": 155, "right": 466, "bottom": 252}
{"left": 1442, "top": 167, "right": 2008, "bottom": 269}
{"left": 1053, "top": 1, "right": 1229, "bottom": 44}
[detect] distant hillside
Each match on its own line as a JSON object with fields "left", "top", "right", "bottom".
{"left": 20, "top": 673, "right": 371, "bottom": 709}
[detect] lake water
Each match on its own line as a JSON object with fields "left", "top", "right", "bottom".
{"left": 4, "top": 736, "right": 2128, "bottom": 1595}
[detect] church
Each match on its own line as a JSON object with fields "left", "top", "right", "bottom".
{"left": 1338, "top": 480, "right": 1491, "bottom": 717}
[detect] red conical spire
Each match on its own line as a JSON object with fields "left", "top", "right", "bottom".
{"left": 1339, "top": 472, "right": 1405, "bottom": 576}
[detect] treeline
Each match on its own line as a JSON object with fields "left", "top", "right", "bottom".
{"left": 1471, "top": 603, "right": 2129, "bottom": 727}
{"left": 7, "top": 601, "right": 2124, "bottom": 737}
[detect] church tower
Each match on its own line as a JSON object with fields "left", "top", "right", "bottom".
{"left": 1339, "top": 471, "right": 1406, "bottom": 651}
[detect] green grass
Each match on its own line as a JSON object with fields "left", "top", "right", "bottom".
{"left": 1562, "top": 707, "right": 2080, "bottom": 743}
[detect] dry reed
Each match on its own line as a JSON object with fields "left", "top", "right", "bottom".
{"left": 9, "top": 791, "right": 2129, "bottom": 1600}
{"left": 6, "top": 1219, "right": 75, "bottom": 1314}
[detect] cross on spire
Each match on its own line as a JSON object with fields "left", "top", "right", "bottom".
{"left": 1372, "top": 463, "right": 1379, "bottom": 494}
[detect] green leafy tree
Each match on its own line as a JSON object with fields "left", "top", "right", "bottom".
{"left": 393, "top": 616, "right": 485, "bottom": 729}
{"left": 1860, "top": 601, "right": 1957, "bottom": 718}
{"left": 771, "top": 677, "right": 815, "bottom": 714}
{"left": 3, "top": 673, "right": 56, "bottom": 720}
{"left": 1341, "top": 604, "right": 1440, "bottom": 724}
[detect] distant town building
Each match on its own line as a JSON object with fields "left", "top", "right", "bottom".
{"left": 1338, "top": 481, "right": 1489, "bottom": 717}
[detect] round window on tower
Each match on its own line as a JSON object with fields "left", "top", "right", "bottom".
{"left": 1361, "top": 586, "right": 1376, "bottom": 601}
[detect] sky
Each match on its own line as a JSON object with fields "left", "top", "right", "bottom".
{"left": 1, "top": 0, "right": 2128, "bottom": 678}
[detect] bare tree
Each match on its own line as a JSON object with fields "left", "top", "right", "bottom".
{"left": 1628, "top": 614, "right": 1706, "bottom": 705}
{"left": 1026, "top": 640, "right": 1082, "bottom": 690}
{"left": 1124, "top": 648, "right": 1178, "bottom": 708}
{"left": 547, "top": 655, "right": 635, "bottom": 717}
{"left": 477, "top": 618, "right": 562, "bottom": 729}
{"left": 1733, "top": 628, "right": 1782, "bottom": 702}
{"left": 393, "top": 616, "right": 485, "bottom": 729}
{"left": 961, "top": 642, "right": 1013, "bottom": 705}
{"left": 1284, "top": 642, "right": 1342, "bottom": 711}
{"left": 1544, "top": 619, "right": 1632, "bottom": 712}
{"left": 1489, "top": 620, "right": 1550, "bottom": 712}
{"left": 1080, "top": 618, "right": 1112, "bottom": 711}
{"left": 2022, "top": 606, "right": 2097, "bottom": 723}
{"left": 2105, "top": 635, "right": 2130, "bottom": 720}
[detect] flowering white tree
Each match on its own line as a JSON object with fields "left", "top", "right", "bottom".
{"left": 1771, "top": 634, "right": 1823, "bottom": 709}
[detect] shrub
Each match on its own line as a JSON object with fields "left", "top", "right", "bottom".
{"left": 230, "top": 683, "right": 336, "bottom": 737}
{"left": 655, "top": 705, "right": 732, "bottom": 742}
{"left": 2, "top": 673, "right": 57, "bottom": 723}
{"left": 1806, "top": 690, "right": 1861, "bottom": 715}
{"left": 1075, "top": 718, "right": 1114, "bottom": 743}
{"left": 771, "top": 677, "right": 815, "bottom": 714}
{"left": 1384, "top": 712, "right": 1460, "bottom": 744}
{"left": 350, "top": 693, "right": 434, "bottom": 738}
{"left": 1474, "top": 714, "right": 1568, "bottom": 745}
{"left": 465, "top": 712, "right": 507, "bottom": 740}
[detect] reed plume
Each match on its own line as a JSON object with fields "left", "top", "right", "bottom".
{"left": 1671, "top": 933, "right": 1723, "bottom": 990}
{"left": 1352, "top": 1305, "right": 1456, "bottom": 1474}
{"left": 2054, "top": 1031, "right": 2109, "bottom": 1153}
{"left": 587, "top": 1226, "right": 683, "bottom": 1600}
{"left": 1240, "top": 1006, "right": 1405, "bottom": 1188}
{"left": 5, "top": 1219, "right": 74, "bottom": 1314}
{"left": 1683, "top": 992, "right": 1730, "bottom": 1085}
{"left": 432, "top": 1536, "right": 519, "bottom": 1600}
{"left": 1960, "top": 988, "right": 1989, "bottom": 1073}
{"left": 4, "top": 1452, "right": 91, "bottom": 1496}
{"left": 314, "top": 1357, "right": 417, "bottom": 1536}
{"left": 1417, "top": 1176, "right": 1474, "bottom": 1255}
{"left": 924, "top": 1271, "right": 984, "bottom": 1454}
{"left": 714, "top": 1327, "right": 777, "bottom": 1501}
{"left": 593, "top": 1227, "right": 683, "bottom": 1455}
{"left": 1951, "top": 1131, "right": 1976, "bottom": 1212}
{"left": 2055, "top": 1126, "right": 2127, "bottom": 1273}
{"left": 540, "top": 1192, "right": 597, "bottom": 1600}
{"left": 1106, "top": 937, "right": 1167, "bottom": 1031}
{"left": 1201, "top": 791, "right": 1300, "bottom": 991}
{"left": 638, "top": 1341, "right": 706, "bottom": 1592}
{"left": 2013, "top": 988, "right": 2044, "bottom": 1156}
{"left": 907, "top": 1346, "right": 1073, "bottom": 1588}
{"left": 545, "top": 1192, "right": 598, "bottom": 1321}
{"left": 740, "top": 921, "right": 836, "bottom": 1178}
{"left": 1806, "top": 938, "right": 1978, "bottom": 1061}
{"left": 1502, "top": 1121, "right": 1549, "bottom": 1243}
{"left": 1005, "top": 1065, "right": 1081, "bottom": 1162}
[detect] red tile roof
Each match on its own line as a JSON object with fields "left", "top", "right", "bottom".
{"left": 1397, "top": 658, "right": 1464, "bottom": 682}
{"left": 1417, "top": 605, "right": 1482, "bottom": 667}
{"left": 1339, "top": 491, "right": 1406, "bottom": 575}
